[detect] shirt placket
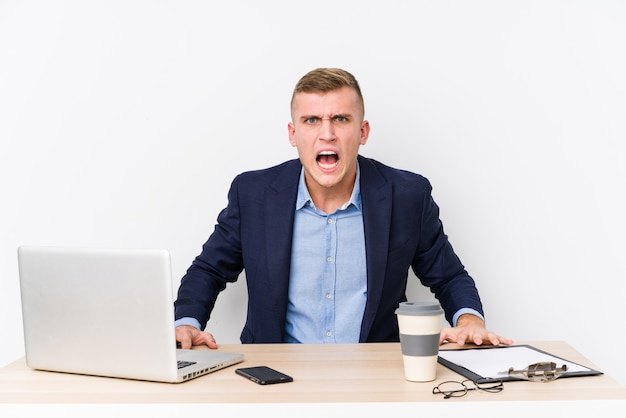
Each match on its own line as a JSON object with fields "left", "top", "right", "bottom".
{"left": 323, "top": 214, "right": 337, "bottom": 342}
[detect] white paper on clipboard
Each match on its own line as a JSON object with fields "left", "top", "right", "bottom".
{"left": 437, "top": 345, "right": 601, "bottom": 381}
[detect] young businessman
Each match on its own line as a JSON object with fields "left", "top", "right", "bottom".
{"left": 174, "top": 68, "right": 512, "bottom": 349}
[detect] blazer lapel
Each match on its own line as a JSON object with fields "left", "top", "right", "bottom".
{"left": 263, "top": 160, "right": 301, "bottom": 328}
{"left": 358, "top": 156, "right": 393, "bottom": 341}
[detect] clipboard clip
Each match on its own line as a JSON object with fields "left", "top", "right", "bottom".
{"left": 508, "top": 361, "right": 568, "bottom": 382}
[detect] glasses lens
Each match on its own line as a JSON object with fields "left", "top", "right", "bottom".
{"left": 475, "top": 379, "right": 504, "bottom": 393}
{"left": 434, "top": 381, "right": 467, "bottom": 398}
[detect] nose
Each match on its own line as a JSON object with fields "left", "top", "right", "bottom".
{"left": 319, "top": 118, "right": 336, "bottom": 141}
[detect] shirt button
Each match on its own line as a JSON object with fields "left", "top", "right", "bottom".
{"left": 326, "top": 331, "right": 332, "bottom": 337}
{"left": 325, "top": 293, "right": 332, "bottom": 299}
{"left": 326, "top": 256, "right": 332, "bottom": 262}
{"left": 327, "top": 218, "right": 333, "bottom": 224}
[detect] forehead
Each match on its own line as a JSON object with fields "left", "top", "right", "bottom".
{"left": 291, "top": 87, "right": 363, "bottom": 118}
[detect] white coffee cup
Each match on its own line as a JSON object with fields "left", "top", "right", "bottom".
{"left": 395, "top": 301, "right": 443, "bottom": 382}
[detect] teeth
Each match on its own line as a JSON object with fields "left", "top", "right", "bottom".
{"left": 317, "top": 150, "right": 339, "bottom": 169}
{"left": 318, "top": 161, "right": 339, "bottom": 169}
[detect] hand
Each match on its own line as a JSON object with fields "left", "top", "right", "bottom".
{"left": 439, "top": 314, "right": 513, "bottom": 347}
{"left": 175, "top": 325, "right": 218, "bottom": 349}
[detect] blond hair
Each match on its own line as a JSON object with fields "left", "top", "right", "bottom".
{"left": 290, "top": 68, "right": 364, "bottom": 115}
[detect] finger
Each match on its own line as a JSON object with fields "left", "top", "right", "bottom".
{"left": 455, "top": 332, "right": 468, "bottom": 346}
{"left": 440, "top": 328, "right": 463, "bottom": 345}
{"left": 439, "top": 328, "right": 453, "bottom": 344}
{"left": 191, "top": 330, "right": 216, "bottom": 348}
{"left": 486, "top": 333, "right": 501, "bottom": 346}
{"left": 492, "top": 334, "right": 514, "bottom": 346}
{"left": 201, "top": 332, "right": 218, "bottom": 349}
{"left": 178, "top": 331, "right": 193, "bottom": 350}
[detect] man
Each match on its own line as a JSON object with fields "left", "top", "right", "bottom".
{"left": 174, "top": 68, "right": 512, "bottom": 349}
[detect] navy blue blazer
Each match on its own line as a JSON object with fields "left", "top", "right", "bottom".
{"left": 174, "top": 155, "right": 483, "bottom": 343}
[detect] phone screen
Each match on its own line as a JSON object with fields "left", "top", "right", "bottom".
{"left": 235, "top": 366, "right": 293, "bottom": 385}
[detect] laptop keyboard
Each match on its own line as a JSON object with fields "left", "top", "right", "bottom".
{"left": 177, "top": 360, "right": 197, "bottom": 370}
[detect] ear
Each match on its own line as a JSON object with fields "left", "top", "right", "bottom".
{"left": 359, "top": 120, "right": 371, "bottom": 145}
{"left": 287, "top": 122, "right": 297, "bottom": 147}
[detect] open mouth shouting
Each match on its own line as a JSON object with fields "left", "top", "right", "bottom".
{"left": 316, "top": 150, "right": 340, "bottom": 170}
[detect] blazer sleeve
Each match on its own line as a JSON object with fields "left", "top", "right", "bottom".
{"left": 412, "top": 184, "right": 484, "bottom": 324}
{"left": 174, "top": 175, "right": 245, "bottom": 329}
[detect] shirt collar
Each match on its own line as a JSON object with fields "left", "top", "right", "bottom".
{"left": 296, "top": 162, "right": 362, "bottom": 212}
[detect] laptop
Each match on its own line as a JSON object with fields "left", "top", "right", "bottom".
{"left": 17, "top": 245, "right": 244, "bottom": 383}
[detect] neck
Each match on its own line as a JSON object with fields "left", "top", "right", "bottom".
{"left": 306, "top": 174, "right": 356, "bottom": 214}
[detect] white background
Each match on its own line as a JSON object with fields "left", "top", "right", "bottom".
{"left": 1, "top": 0, "right": 625, "bottom": 388}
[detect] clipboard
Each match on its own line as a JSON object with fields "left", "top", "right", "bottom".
{"left": 437, "top": 344, "right": 603, "bottom": 383}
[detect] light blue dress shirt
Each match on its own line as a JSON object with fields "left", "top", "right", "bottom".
{"left": 284, "top": 165, "right": 368, "bottom": 343}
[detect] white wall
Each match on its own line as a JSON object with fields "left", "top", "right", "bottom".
{"left": 2, "top": 0, "right": 625, "bottom": 387}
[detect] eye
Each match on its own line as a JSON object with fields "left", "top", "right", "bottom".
{"left": 333, "top": 115, "right": 348, "bottom": 123}
{"left": 304, "top": 117, "right": 319, "bottom": 124}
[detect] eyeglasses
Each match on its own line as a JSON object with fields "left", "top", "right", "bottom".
{"left": 432, "top": 379, "right": 504, "bottom": 399}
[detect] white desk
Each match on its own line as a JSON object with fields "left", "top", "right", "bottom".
{"left": 1, "top": 341, "right": 625, "bottom": 416}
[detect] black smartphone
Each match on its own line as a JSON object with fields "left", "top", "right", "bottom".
{"left": 235, "top": 366, "right": 293, "bottom": 385}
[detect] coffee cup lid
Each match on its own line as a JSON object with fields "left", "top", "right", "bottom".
{"left": 395, "top": 301, "right": 443, "bottom": 316}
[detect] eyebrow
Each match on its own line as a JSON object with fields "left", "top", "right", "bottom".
{"left": 299, "top": 113, "right": 353, "bottom": 121}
